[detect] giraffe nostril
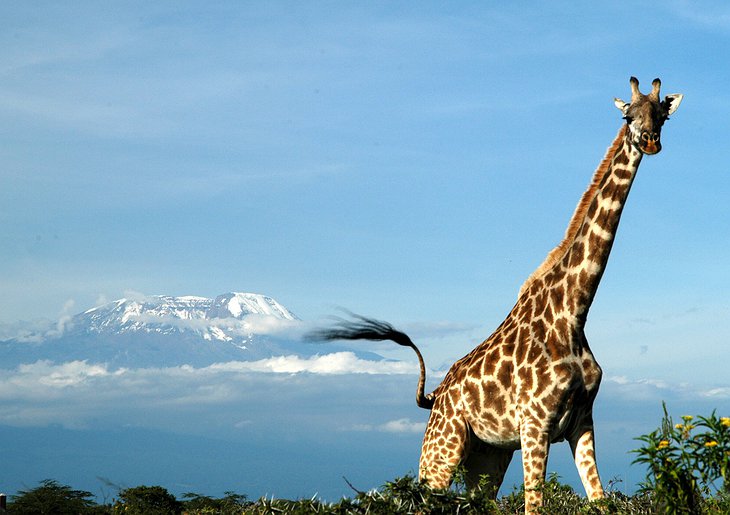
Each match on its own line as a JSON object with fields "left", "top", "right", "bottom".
{"left": 641, "top": 133, "right": 649, "bottom": 142}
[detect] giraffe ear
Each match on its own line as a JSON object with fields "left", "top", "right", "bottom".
{"left": 663, "top": 94, "right": 683, "bottom": 116}
{"left": 614, "top": 98, "right": 630, "bottom": 115}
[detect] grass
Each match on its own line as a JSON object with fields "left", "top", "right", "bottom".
{"left": 6, "top": 473, "right": 729, "bottom": 514}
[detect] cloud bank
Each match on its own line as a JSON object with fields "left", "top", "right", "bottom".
{"left": 0, "top": 353, "right": 425, "bottom": 429}
{"left": 1, "top": 352, "right": 725, "bottom": 434}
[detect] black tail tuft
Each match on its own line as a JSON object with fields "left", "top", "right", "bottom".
{"left": 307, "top": 312, "right": 434, "bottom": 410}
{"left": 306, "top": 312, "right": 414, "bottom": 348}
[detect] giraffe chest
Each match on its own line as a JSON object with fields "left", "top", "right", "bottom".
{"left": 451, "top": 334, "right": 602, "bottom": 447}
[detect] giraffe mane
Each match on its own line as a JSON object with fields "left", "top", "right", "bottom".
{"left": 517, "top": 125, "right": 627, "bottom": 298}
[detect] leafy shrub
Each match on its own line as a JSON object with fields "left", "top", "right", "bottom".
{"left": 633, "top": 402, "right": 730, "bottom": 513}
{"left": 7, "top": 479, "right": 98, "bottom": 514}
{"left": 113, "top": 485, "right": 182, "bottom": 515}
{"left": 182, "top": 491, "right": 252, "bottom": 514}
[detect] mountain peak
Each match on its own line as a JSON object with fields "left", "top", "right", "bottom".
{"left": 208, "top": 293, "right": 296, "bottom": 321}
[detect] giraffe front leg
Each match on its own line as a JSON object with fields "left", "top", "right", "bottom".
{"left": 569, "top": 427, "right": 604, "bottom": 500}
{"left": 520, "top": 423, "right": 550, "bottom": 514}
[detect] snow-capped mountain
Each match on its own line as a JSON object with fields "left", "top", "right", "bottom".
{"left": 0, "top": 292, "right": 378, "bottom": 369}
{"left": 77, "top": 292, "right": 296, "bottom": 341}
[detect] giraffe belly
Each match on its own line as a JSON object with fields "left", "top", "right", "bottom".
{"left": 471, "top": 430, "right": 521, "bottom": 450}
{"left": 467, "top": 412, "right": 521, "bottom": 449}
{"left": 467, "top": 400, "right": 593, "bottom": 449}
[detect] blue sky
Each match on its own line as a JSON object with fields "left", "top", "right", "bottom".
{"left": 1, "top": 0, "right": 729, "bottom": 501}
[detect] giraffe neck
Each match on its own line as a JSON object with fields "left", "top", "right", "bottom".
{"left": 519, "top": 125, "right": 642, "bottom": 321}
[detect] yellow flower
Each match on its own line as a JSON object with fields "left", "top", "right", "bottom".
{"left": 675, "top": 423, "right": 684, "bottom": 429}
{"left": 682, "top": 415, "right": 694, "bottom": 422}
{"left": 721, "top": 417, "right": 730, "bottom": 427}
{"left": 705, "top": 441, "right": 719, "bottom": 448}
{"left": 658, "top": 440, "right": 670, "bottom": 449}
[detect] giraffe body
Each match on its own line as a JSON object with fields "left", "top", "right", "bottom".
{"left": 312, "top": 77, "right": 682, "bottom": 513}
{"left": 419, "top": 124, "right": 643, "bottom": 504}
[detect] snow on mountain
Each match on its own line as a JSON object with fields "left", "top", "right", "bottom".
{"left": 80, "top": 295, "right": 212, "bottom": 334}
{"left": 76, "top": 292, "right": 297, "bottom": 341}
{"left": 207, "top": 292, "right": 295, "bottom": 321}
{"left": 0, "top": 292, "right": 381, "bottom": 369}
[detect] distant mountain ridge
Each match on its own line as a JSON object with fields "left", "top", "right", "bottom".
{"left": 76, "top": 292, "right": 296, "bottom": 340}
{"left": 0, "top": 292, "right": 379, "bottom": 369}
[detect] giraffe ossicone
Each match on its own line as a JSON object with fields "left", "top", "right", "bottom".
{"left": 310, "top": 77, "right": 682, "bottom": 514}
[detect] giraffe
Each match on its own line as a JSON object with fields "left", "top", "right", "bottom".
{"left": 310, "top": 77, "right": 682, "bottom": 512}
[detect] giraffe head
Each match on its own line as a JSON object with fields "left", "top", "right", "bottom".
{"left": 614, "top": 76, "right": 683, "bottom": 155}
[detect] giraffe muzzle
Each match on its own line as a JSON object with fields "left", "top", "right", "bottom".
{"left": 639, "top": 131, "right": 661, "bottom": 155}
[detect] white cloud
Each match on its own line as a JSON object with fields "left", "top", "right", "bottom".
{"left": 0, "top": 299, "right": 80, "bottom": 342}
{"left": 53, "top": 299, "right": 76, "bottom": 337}
{"left": 349, "top": 417, "right": 426, "bottom": 434}
{"left": 0, "top": 360, "right": 124, "bottom": 402}
{"left": 0, "top": 319, "right": 54, "bottom": 342}
{"left": 700, "top": 387, "right": 730, "bottom": 399}
{"left": 122, "top": 290, "right": 151, "bottom": 303}
{"left": 209, "top": 352, "right": 417, "bottom": 375}
{"left": 32, "top": 360, "right": 116, "bottom": 387}
{"left": 603, "top": 375, "right": 730, "bottom": 403}
{"left": 381, "top": 418, "right": 426, "bottom": 433}
{"left": 239, "top": 314, "right": 302, "bottom": 337}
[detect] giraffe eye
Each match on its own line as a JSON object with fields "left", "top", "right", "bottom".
{"left": 623, "top": 115, "right": 633, "bottom": 124}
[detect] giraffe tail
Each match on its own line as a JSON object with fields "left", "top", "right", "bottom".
{"left": 306, "top": 313, "right": 435, "bottom": 410}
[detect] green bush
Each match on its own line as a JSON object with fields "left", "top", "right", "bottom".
{"left": 113, "top": 485, "right": 182, "bottom": 515}
{"left": 182, "top": 491, "right": 251, "bottom": 514}
{"left": 633, "top": 402, "right": 730, "bottom": 514}
{"left": 7, "top": 479, "right": 98, "bottom": 515}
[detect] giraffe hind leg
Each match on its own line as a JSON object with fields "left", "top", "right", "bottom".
{"left": 418, "top": 410, "right": 469, "bottom": 489}
{"left": 462, "top": 437, "right": 515, "bottom": 498}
